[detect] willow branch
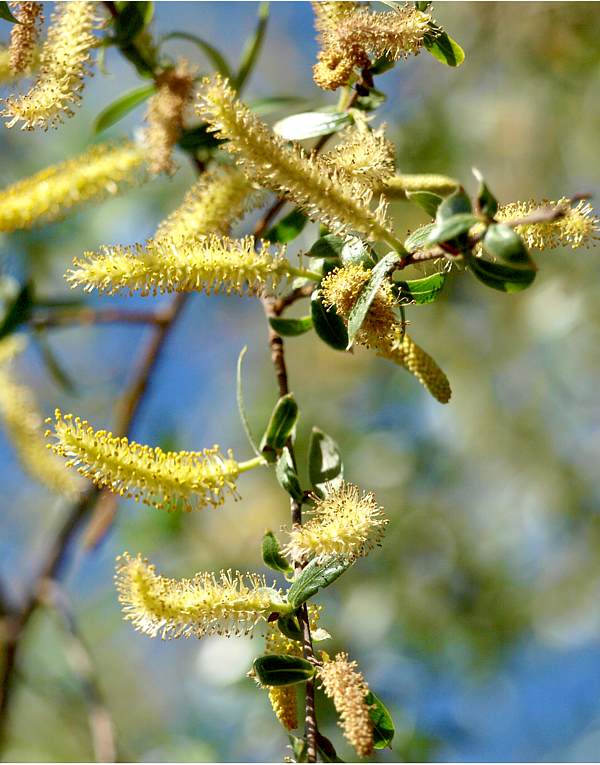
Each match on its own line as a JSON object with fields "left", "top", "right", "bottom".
{"left": 31, "top": 308, "right": 168, "bottom": 330}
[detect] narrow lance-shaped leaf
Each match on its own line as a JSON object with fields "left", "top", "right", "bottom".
{"left": 366, "top": 691, "right": 395, "bottom": 749}
{"left": 308, "top": 427, "right": 343, "bottom": 499}
{"left": 394, "top": 272, "right": 446, "bottom": 305}
{"left": 93, "top": 84, "right": 156, "bottom": 134}
{"left": 234, "top": 1, "right": 269, "bottom": 93}
{"left": 0, "top": 282, "right": 34, "bottom": 341}
{"left": 160, "top": 31, "right": 233, "bottom": 80}
{"left": 276, "top": 447, "right": 304, "bottom": 503}
{"left": 423, "top": 22, "right": 465, "bottom": 67}
{"left": 287, "top": 555, "right": 352, "bottom": 609}
{"left": 262, "top": 530, "right": 293, "bottom": 574}
{"left": 261, "top": 393, "right": 298, "bottom": 453}
{"left": 347, "top": 252, "right": 400, "bottom": 348}
{"left": 236, "top": 346, "right": 261, "bottom": 457}
{"left": 311, "top": 291, "right": 348, "bottom": 351}
{"left": 274, "top": 111, "right": 352, "bottom": 141}
{"left": 0, "top": 2, "right": 19, "bottom": 23}
{"left": 253, "top": 654, "right": 315, "bottom": 686}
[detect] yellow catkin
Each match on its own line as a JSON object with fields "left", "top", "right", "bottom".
{"left": 496, "top": 198, "right": 599, "bottom": 251}
{"left": 312, "top": 2, "right": 430, "bottom": 90}
{"left": 284, "top": 482, "right": 387, "bottom": 563}
{"left": 2, "top": 1, "right": 99, "bottom": 130}
{"left": 155, "top": 165, "right": 258, "bottom": 242}
{"left": 268, "top": 686, "right": 298, "bottom": 731}
{"left": 196, "top": 74, "right": 393, "bottom": 242}
{"left": 8, "top": 2, "right": 43, "bottom": 75}
{"left": 115, "top": 552, "right": 288, "bottom": 639}
{"left": 0, "top": 43, "right": 39, "bottom": 84}
{"left": 0, "top": 141, "right": 148, "bottom": 233}
{"left": 380, "top": 328, "right": 452, "bottom": 404}
{"left": 0, "top": 339, "right": 79, "bottom": 497}
{"left": 319, "top": 124, "right": 395, "bottom": 190}
{"left": 46, "top": 409, "right": 242, "bottom": 511}
{"left": 67, "top": 234, "right": 289, "bottom": 297}
{"left": 318, "top": 652, "right": 374, "bottom": 758}
{"left": 321, "top": 264, "right": 451, "bottom": 403}
{"left": 145, "top": 60, "right": 195, "bottom": 175}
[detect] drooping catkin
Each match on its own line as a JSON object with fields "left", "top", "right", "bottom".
{"left": 0, "top": 141, "right": 148, "bottom": 233}
{"left": 46, "top": 409, "right": 242, "bottom": 511}
{"left": 321, "top": 264, "right": 452, "bottom": 403}
{"left": 196, "top": 74, "right": 393, "bottom": 242}
{"left": 115, "top": 552, "right": 288, "bottom": 639}
{"left": 318, "top": 652, "right": 374, "bottom": 758}
{"left": 8, "top": 2, "right": 43, "bottom": 75}
{"left": 144, "top": 60, "right": 195, "bottom": 175}
{"left": 67, "top": 234, "right": 290, "bottom": 297}
{"left": 497, "top": 198, "right": 599, "bottom": 251}
{"left": 0, "top": 43, "right": 38, "bottom": 83}
{"left": 284, "top": 482, "right": 387, "bottom": 563}
{"left": 268, "top": 687, "right": 298, "bottom": 731}
{"left": 2, "top": 1, "right": 99, "bottom": 130}
{"left": 0, "top": 338, "right": 79, "bottom": 497}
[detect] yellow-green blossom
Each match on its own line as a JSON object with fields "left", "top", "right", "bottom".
{"left": 497, "top": 198, "right": 599, "bottom": 250}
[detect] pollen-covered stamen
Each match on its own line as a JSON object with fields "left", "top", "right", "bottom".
{"left": 66, "top": 234, "right": 290, "bottom": 297}
{"left": 318, "top": 652, "right": 374, "bottom": 758}
{"left": 2, "top": 1, "right": 100, "bottom": 130}
{"left": 0, "top": 141, "right": 147, "bottom": 233}
{"left": 497, "top": 198, "right": 600, "bottom": 250}
{"left": 115, "top": 553, "right": 289, "bottom": 639}
{"left": 319, "top": 124, "right": 396, "bottom": 190}
{"left": 8, "top": 2, "right": 43, "bottom": 75}
{"left": 46, "top": 409, "right": 247, "bottom": 511}
{"left": 284, "top": 483, "right": 387, "bottom": 563}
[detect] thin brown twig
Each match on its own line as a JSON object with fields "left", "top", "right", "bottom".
{"left": 31, "top": 308, "right": 168, "bottom": 330}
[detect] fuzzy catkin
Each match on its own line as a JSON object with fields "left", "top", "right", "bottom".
{"left": 115, "top": 553, "right": 287, "bottom": 639}
{"left": 67, "top": 235, "right": 289, "bottom": 297}
{"left": 47, "top": 409, "right": 241, "bottom": 511}
{"left": 2, "top": 1, "right": 99, "bottom": 130}
{"left": 145, "top": 61, "right": 195, "bottom": 175}
{"left": 0, "top": 141, "right": 147, "bottom": 233}
{"left": 319, "top": 653, "right": 374, "bottom": 758}
{"left": 196, "top": 74, "right": 392, "bottom": 241}
{"left": 8, "top": 2, "right": 43, "bottom": 75}
{"left": 319, "top": 124, "right": 396, "bottom": 191}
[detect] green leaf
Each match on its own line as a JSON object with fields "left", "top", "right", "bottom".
{"left": 395, "top": 272, "right": 446, "bottom": 305}
{"left": 311, "top": 291, "right": 348, "bottom": 352}
{"left": 234, "top": 1, "right": 269, "bottom": 94}
{"left": 278, "top": 614, "right": 304, "bottom": 642}
{"left": 426, "top": 213, "right": 481, "bottom": 246}
{"left": 341, "top": 237, "right": 377, "bottom": 268}
{"left": 274, "top": 111, "right": 351, "bottom": 141}
{"left": 289, "top": 735, "right": 308, "bottom": 762}
{"left": 308, "top": 234, "right": 345, "bottom": 260}
{"left": 0, "top": 282, "right": 34, "bottom": 340}
{"left": 276, "top": 447, "right": 304, "bottom": 503}
{"left": 261, "top": 393, "right": 299, "bottom": 453}
{"left": 287, "top": 555, "right": 352, "bottom": 609}
{"left": 347, "top": 252, "right": 400, "bottom": 348}
{"left": 483, "top": 223, "right": 531, "bottom": 266}
{"left": 316, "top": 733, "right": 345, "bottom": 763}
{"left": 0, "top": 2, "right": 19, "bottom": 23}
{"left": 113, "top": 2, "right": 152, "bottom": 44}
{"left": 370, "top": 54, "right": 396, "bottom": 75}
{"left": 308, "top": 427, "right": 343, "bottom": 499}
{"left": 472, "top": 167, "right": 498, "bottom": 219}
{"left": 265, "top": 208, "right": 308, "bottom": 244}
{"left": 262, "top": 530, "right": 293, "bottom": 574}
{"left": 161, "top": 31, "right": 232, "bottom": 80}
{"left": 436, "top": 187, "right": 472, "bottom": 220}
{"left": 406, "top": 191, "right": 443, "bottom": 218}
{"left": 404, "top": 223, "right": 437, "bottom": 252}
{"left": 366, "top": 691, "right": 395, "bottom": 749}
{"left": 465, "top": 253, "right": 536, "bottom": 293}
{"left": 423, "top": 23, "right": 465, "bottom": 67}
{"left": 177, "top": 122, "right": 222, "bottom": 152}
{"left": 236, "top": 346, "right": 261, "bottom": 457}
{"left": 268, "top": 316, "right": 313, "bottom": 337}
{"left": 93, "top": 84, "right": 156, "bottom": 134}
{"left": 253, "top": 654, "right": 315, "bottom": 687}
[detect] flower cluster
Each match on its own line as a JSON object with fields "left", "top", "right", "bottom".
{"left": 196, "top": 74, "right": 393, "bottom": 242}
{"left": 318, "top": 652, "right": 374, "bottom": 758}
{"left": 497, "top": 198, "right": 599, "bottom": 251}
{"left": 46, "top": 409, "right": 242, "bottom": 511}
{"left": 0, "top": 141, "right": 147, "bottom": 232}
{"left": 2, "top": 1, "right": 99, "bottom": 130}
{"left": 145, "top": 60, "right": 196, "bottom": 175}
{"left": 115, "top": 553, "right": 288, "bottom": 639}
{"left": 284, "top": 483, "right": 387, "bottom": 563}
{"left": 0, "top": 339, "right": 79, "bottom": 497}
{"left": 67, "top": 234, "right": 290, "bottom": 297}
{"left": 8, "top": 1, "right": 43, "bottom": 75}
{"left": 319, "top": 123, "right": 396, "bottom": 191}
{"left": 312, "top": 1, "right": 431, "bottom": 91}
